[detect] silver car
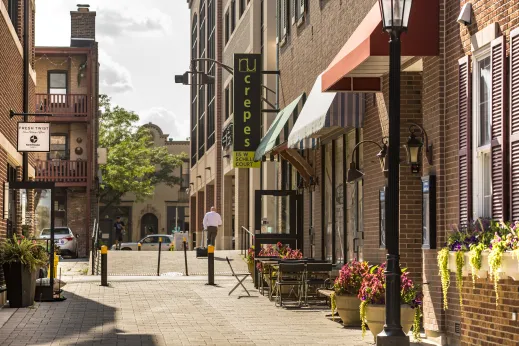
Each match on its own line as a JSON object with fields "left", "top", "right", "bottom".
{"left": 40, "top": 227, "right": 79, "bottom": 258}
{"left": 112, "top": 234, "right": 174, "bottom": 251}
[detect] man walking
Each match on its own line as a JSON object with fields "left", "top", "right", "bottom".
{"left": 114, "top": 216, "right": 125, "bottom": 250}
{"left": 203, "top": 206, "right": 222, "bottom": 247}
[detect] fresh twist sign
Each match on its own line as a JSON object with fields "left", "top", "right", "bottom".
{"left": 233, "top": 54, "right": 261, "bottom": 168}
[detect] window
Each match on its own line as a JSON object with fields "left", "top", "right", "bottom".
{"left": 191, "top": 15, "right": 198, "bottom": 166}
{"left": 48, "top": 71, "right": 67, "bottom": 94}
{"left": 225, "top": 84, "right": 230, "bottom": 120}
{"left": 8, "top": 0, "right": 18, "bottom": 30}
{"left": 292, "top": 0, "right": 305, "bottom": 23}
{"left": 198, "top": 0, "right": 206, "bottom": 158}
{"left": 240, "top": 0, "right": 245, "bottom": 17}
{"left": 473, "top": 52, "right": 492, "bottom": 218}
{"left": 207, "top": 0, "right": 216, "bottom": 149}
{"left": 49, "top": 135, "right": 68, "bottom": 160}
{"left": 225, "top": 10, "right": 230, "bottom": 44}
{"left": 231, "top": 0, "right": 236, "bottom": 33}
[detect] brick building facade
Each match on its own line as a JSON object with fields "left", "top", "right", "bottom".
{"left": 33, "top": 4, "right": 99, "bottom": 257}
{"left": 0, "top": 0, "right": 37, "bottom": 304}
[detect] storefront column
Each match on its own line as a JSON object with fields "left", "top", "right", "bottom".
{"left": 221, "top": 175, "right": 233, "bottom": 250}
{"left": 196, "top": 191, "right": 205, "bottom": 248}
{"left": 234, "top": 168, "right": 249, "bottom": 250}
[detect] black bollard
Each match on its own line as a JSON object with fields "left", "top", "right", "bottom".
{"left": 183, "top": 237, "right": 189, "bottom": 276}
{"left": 157, "top": 237, "right": 162, "bottom": 276}
{"left": 101, "top": 245, "right": 108, "bottom": 286}
{"left": 207, "top": 245, "right": 215, "bottom": 285}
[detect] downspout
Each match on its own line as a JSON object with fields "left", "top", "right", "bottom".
{"left": 22, "top": 0, "right": 30, "bottom": 181}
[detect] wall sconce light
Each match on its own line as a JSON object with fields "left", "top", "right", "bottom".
{"left": 196, "top": 175, "right": 202, "bottom": 180}
{"left": 205, "top": 167, "right": 211, "bottom": 171}
{"left": 404, "top": 122, "right": 432, "bottom": 173}
{"left": 223, "top": 154, "right": 230, "bottom": 159}
{"left": 297, "top": 178, "right": 305, "bottom": 194}
{"left": 189, "top": 182, "right": 194, "bottom": 186}
{"left": 347, "top": 139, "right": 388, "bottom": 183}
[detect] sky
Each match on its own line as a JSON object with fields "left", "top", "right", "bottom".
{"left": 35, "top": 0, "right": 190, "bottom": 140}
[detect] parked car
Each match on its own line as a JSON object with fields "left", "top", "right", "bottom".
{"left": 40, "top": 227, "right": 79, "bottom": 258}
{"left": 111, "top": 234, "right": 174, "bottom": 251}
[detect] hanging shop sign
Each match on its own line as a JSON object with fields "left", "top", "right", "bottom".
{"left": 233, "top": 53, "right": 262, "bottom": 168}
{"left": 17, "top": 122, "right": 50, "bottom": 152}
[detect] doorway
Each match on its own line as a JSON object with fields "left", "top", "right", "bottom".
{"left": 141, "top": 213, "right": 158, "bottom": 239}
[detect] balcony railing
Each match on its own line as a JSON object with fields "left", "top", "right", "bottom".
{"left": 35, "top": 160, "right": 87, "bottom": 183}
{"left": 35, "top": 94, "right": 88, "bottom": 117}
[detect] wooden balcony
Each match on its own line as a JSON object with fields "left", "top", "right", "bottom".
{"left": 35, "top": 160, "right": 88, "bottom": 185}
{"left": 35, "top": 94, "right": 89, "bottom": 120}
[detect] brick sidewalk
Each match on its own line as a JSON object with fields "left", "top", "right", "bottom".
{"left": 93, "top": 250, "right": 249, "bottom": 276}
{"left": 0, "top": 279, "right": 385, "bottom": 346}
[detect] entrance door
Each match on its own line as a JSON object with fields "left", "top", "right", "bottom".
{"left": 254, "top": 190, "right": 303, "bottom": 253}
{"left": 141, "top": 213, "right": 158, "bottom": 238}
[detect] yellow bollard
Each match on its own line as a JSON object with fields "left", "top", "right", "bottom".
{"left": 48, "top": 252, "right": 59, "bottom": 278}
{"left": 138, "top": 243, "right": 142, "bottom": 251}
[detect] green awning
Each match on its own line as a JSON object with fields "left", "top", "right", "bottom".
{"left": 254, "top": 94, "right": 304, "bottom": 161}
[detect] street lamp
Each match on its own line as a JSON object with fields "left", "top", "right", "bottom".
{"left": 346, "top": 140, "right": 388, "bottom": 183}
{"left": 377, "top": 0, "right": 413, "bottom": 345}
{"left": 404, "top": 122, "right": 432, "bottom": 173}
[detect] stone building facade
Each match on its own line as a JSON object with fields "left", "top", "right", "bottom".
{"left": 99, "top": 124, "right": 190, "bottom": 246}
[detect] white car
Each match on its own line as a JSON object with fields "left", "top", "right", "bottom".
{"left": 112, "top": 234, "right": 174, "bottom": 251}
{"left": 40, "top": 227, "right": 79, "bottom": 258}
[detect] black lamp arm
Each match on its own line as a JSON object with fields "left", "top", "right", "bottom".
{"left": 190, "top": 58, "right": 234, "bottom": 74}
{"left": 349, "top": 140, "right": 384, "bottom": 165}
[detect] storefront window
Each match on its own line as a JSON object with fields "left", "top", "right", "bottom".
{"left": 324, "top": 143, "right": 333, "bottom": 262}
{"left": 335, "top": 136, "right": 345, "bottom": 265}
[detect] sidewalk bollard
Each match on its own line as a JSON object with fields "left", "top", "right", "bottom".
{"left": 101, "top": 245, "right": 108, "bottom": 286}
{"left": 207, "top": 245, "right": 215, "bottom": 285}
{"left": 157, "top": 237, "right": 162, "bottom": 276}
{"left": 183, "top": 237, "right": 189, "bottom": 276}
{"left": 138, "top": 243, "right": 141, "bottom": 251}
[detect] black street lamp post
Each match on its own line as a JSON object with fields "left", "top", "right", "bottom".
{"left": 377, "top": 1, "right": 412, "bottom": 345}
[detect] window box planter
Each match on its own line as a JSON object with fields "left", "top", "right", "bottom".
{"left": 448, "top": 251, "right": 489, "bottom": 279}
{"left": 497, "top": 252, "right": 519, "bottom": 280}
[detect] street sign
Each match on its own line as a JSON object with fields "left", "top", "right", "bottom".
{"left": 17, "top": 122, "right": 50, "bottom": 152}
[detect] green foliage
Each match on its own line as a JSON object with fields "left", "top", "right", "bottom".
{"left": 98, "top": 95, "right": 187, "bottom": 211}
{"left": 437, "top": 248, "right": 449, "bottom": 310}
{"left": 455, "top": 250, "right": 465, "bottom": 310}
{"left": 0, "top": 235, "right": 48, "bottom": 272}
{"left": 469, "top": 242, "right": 484, "bottom": 288}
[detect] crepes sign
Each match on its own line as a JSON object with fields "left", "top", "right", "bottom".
{"left": 233, "top": 53, "right": 261, "bottom": 168}
{"left": 17, "top": 123, "right": 50, "bottom": 152}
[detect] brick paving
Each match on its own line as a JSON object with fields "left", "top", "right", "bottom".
{"left": 96, "top": 250, "right": 249, "bottom": 276}
{"left": 0, "top": 253, "right": 430, "bottom": 345}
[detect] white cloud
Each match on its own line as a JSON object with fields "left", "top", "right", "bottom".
{"left": 99, "top": 50, "right": 133, "bottom": 94}
{"left": 96, "top": 6, "right": 174, "bottom": 39}
{"left": 138, "top": 107, "right": 189, "bottom": 141}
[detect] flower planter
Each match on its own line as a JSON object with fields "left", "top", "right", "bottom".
{"left": 364, "top": 304, "right": 415, "bottom": 341}
{"left": 2, "top": 262, "right": 37, "bottom": 308}
{"left": 335, "top": 295, "right": 361, "bottom": 326}
{"left": 448, "top": 251, "right": 489, "bottom": 279}
{"left": 247, "top": 262, "right": 255, "bottom": 284}
{"left": 498, "top": 252, "right": 519, "bottom": 280}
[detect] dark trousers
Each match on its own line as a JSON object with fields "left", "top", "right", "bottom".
{"left": 207, "top": 226, "right": 218, "bottom": 246}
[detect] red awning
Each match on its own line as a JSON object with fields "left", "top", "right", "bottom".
{"left": 322, "top": 1, "right": 439, "bottom": 93}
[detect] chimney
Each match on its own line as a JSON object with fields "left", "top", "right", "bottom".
{"left": 71, "top": 4, "right": 96, "bottom": 47}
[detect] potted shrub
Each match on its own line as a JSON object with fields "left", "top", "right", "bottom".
{"left": 358, "top": 263, "right": 422, "bottom": 342}
{"left": 0, "top": 235, "right": 48, "bottom": 308}
{"left": 330, "top": 259, "right": 368, "bottom": 326}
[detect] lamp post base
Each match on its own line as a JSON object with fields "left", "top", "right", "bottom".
{"left": 376, "top": 334, "right": 410, "bottom": 346}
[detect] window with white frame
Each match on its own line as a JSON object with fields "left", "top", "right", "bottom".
{"left": 472, "top": 48, "right": 492, "bottom": 218}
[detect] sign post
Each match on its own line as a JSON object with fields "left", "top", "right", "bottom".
{"left": 233, "top": 54, "right": 262, "bottom": 168}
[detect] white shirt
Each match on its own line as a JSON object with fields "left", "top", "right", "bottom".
{"left": 203, "top": 211, "right": 222, "bottom": 229}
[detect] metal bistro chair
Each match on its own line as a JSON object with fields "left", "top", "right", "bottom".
{"left": 304, "top": 262, "right": 333, "bottom": 305}
{"left": 274, "top": 262, "right": 306, "bottom": 308}
{"left": 226, "top": 257, "right": 251, "bottom": 297}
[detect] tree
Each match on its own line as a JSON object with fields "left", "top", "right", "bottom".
{"left": 98, "top": 95, "right": 187, "bottom": 214}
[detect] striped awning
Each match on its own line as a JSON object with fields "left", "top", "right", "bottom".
{"left": 253, "top": 94, "right": 304, "bottom": 161}
{"left": 288, "top": 74, "right": 364, "bottom": 149}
